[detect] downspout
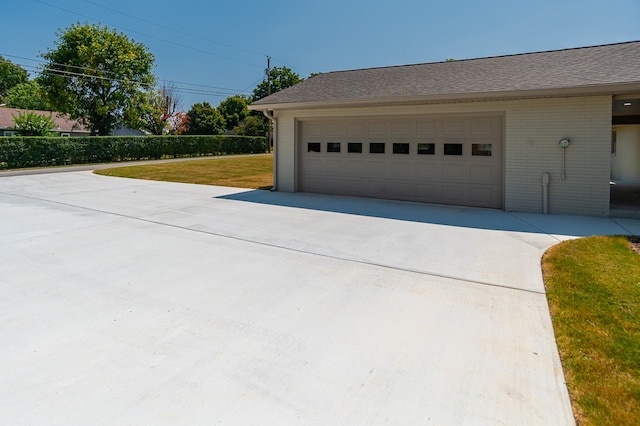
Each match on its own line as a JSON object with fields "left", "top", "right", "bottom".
{"left": 542, "top": 172, "right": 550, "bottom": 214}
{"left": 263, "top": 110, "right": 277, "bottom": 191}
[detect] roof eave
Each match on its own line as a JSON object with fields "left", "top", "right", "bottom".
{"left": 249, "top": 82, "right": 640, "bottom": 111}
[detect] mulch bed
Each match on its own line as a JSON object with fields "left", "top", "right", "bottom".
{"left": 629, "top": 236, "right": 640, "bottom": 255}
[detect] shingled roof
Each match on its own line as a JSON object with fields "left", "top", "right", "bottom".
{"left": 251, "top": 41, "right": 640, "bottom": 109}
{"left": 0, "top": 107, "right": 88, "bottom": 133}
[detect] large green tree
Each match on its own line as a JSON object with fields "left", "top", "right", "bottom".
{"left": 233, "top": 115, "right": 264, "bottom": 136}
{"left": 0, "top": 56, "right": 28, "bottom": 100}
{"left": 186, "top": 102, "right": 225, "bottom": 135}
{"left": 5, "top": 81, "right": 51, "bottom": 110}
{"left": 38, "top": 23, "right": 156, "bottom": 136}
{"left": 217, "top": 95, "right": 249, "bottom": 131}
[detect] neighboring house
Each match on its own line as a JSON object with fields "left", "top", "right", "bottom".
{"left": 111, "top": 124, "right": 145, "bottom": 136}
{"left": 0, "top": 107, "right": 90, "bottom": 137}
{"left": 250, "top": 41, "right": 640, "bottom": 216}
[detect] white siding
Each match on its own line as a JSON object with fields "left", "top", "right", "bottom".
{"left": 273, "top": 95, "right": 612, "bottom": 216}
{"left": 273, "top": 114, "right": 296, "bottom": 192}
{"left": 505, "top": 97, "right": 612, "bottom": 216}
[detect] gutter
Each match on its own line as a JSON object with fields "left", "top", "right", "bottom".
{"left": 262, "top": 110, "right": 277, "bottom": 191}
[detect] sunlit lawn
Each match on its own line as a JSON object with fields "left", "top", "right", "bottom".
{"left": 543, "top": 236, "right": 640, "bottom": 425}
{"left": 94, "top": 154, "right": 273, "bottom": 189}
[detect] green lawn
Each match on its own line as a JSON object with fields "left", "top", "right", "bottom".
{"left": 94, "top": 154, "right": 273, "bottom": 189}
{"left": 543, "top": 236, "right": 640, "bottom": 425}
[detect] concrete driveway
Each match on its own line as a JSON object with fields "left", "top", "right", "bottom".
{"left": 1, "top": 171, "right": 639, "bottom": 425}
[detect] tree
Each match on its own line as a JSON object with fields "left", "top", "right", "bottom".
{"left": 0, "top": 56, "right": 28, "bottom": 100}
{"left": 217, "top": 95, "right": 249, "bottom": 131}
{"left": 250, "top": 67, "right": 303, "bottom": 150}
{"left": 169, "top": 111, "right": 189, "bottom": 135}
{"left": 38, "top": 23, "right": 156, "bottom": 136}
{"left": 12, "top": 111, "right": 56, "bottom": 136}
{"left": 5, "top": 81, "right": 52, "bottom": 110}
{"left": 233, "top": 115, "right": 264, "bottom": 137}
{"left": 251, "top": 66, "right": 303, "bottom": 102}
{"left": 138, "top": 83, "right": 181, "bottom": 135}
{"left": 186, "top": 102, "right": 225, "bottom": 135}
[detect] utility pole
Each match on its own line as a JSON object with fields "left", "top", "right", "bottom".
{"left": 266, "top": 56, "right": 271, "bottom": 153}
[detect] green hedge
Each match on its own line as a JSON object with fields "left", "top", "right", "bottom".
{"left": 0, "top": 135, "right": 267, "bottom": 169}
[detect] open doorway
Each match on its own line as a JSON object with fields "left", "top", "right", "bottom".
{"left": 611, "top": 96, "right": 640, "bottom": 218}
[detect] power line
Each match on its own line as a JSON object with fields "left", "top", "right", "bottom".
{"left": 0, "top": 54, "right": 255, "bottom": 96}
{"left": 33, "top": 0, "right": 265, "bottom": 69}
{"left": 83, "top": 0, "right": 268, "bottom": 59}
{"left": 80, "top": 0, "right": 309, "bottom": 76}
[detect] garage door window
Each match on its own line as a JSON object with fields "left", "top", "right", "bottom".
{"left": 370, "top": 143, "right": 385, "bottom": 154}
{"left": 393, "top": 143, "right": 410, "bottom": 154}
{"left": 417, "top": 143, "right": 435, "bottom": 155}
{"left": 472, "top": 144, "right": 492, "bottom": 156}
{"left": 327, "top": 142, "right": 341, "bottom": 153}
{"left": 444, "top": 143, "right": 463, "bottom": 156}
{"left": 348, "top": 143, "right": 363, "bottom": 153}
{"left": 308, "top": 142, "right": 321, "bottom": 153}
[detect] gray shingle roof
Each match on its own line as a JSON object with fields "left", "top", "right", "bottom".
{"left": 0, "top": 107, "right": 88, "bottom": 133}
{"left": 251, "top": 41, "right": 640, "bottom": 109}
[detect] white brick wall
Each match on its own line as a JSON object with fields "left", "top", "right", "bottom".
{"left": 273, "top": 95, "right": 612, "bottom": 216}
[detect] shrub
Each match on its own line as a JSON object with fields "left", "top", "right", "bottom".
{"left": 0, "top": 135, "right": 266, "bottom": 169}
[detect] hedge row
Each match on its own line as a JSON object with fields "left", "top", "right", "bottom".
{"left": 0, "top": 135, "right": 267, "bottom": 169}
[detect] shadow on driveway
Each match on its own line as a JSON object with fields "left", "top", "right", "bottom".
{"left": 218, "top": 189, "right": 638, "bottom": 237}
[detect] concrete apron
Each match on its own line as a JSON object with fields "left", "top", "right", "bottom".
{"left": 1, "top": 172, "right": 638, "bottom": 425}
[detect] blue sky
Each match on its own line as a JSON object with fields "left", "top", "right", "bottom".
{"left": 3, "top": 0, "right": 639, "bottom": 110}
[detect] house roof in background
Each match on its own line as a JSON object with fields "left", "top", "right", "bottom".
{"left": 251, "top": 41, "right": 640, "bottom": 109}
{"left": 0, "top": 107, "right": 88, "bottom": 133}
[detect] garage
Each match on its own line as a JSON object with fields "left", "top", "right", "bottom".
{"left": 299, "top": 115, "right": 503, "bottom": 208}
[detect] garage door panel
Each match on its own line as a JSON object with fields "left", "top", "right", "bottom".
{"left": 349, "top": 161, "right": 370, "bottom": 177}
{"left": 416, "top": 120, "right": 440, "bottom": 136}
{"left": 300, "top": 115, "right": 503, "bottom": 208}
{"left": 415, "top": 183, "right": 441, "bottom": 200}
{"left": 390, "top": 162, "right": 413, "bottom": 178}
{"left": 443, "top": 120, "right": 466, "bottom": 136}
{"left": 391, "top": 121, "right": 413, "bottom": 136}
{"left": 388, "top": 181, "right": 415, "bottom": 198}
{"left": 416, "top": 163, "right": 439, "bottom": 178}
{"left": 323, "top": 159, "right": 344, "bottom": 175}
{"left": 469, "top": 164, "right": 500, "bottom": 184}
{"left": 469, "top": 186, "right": 502, "bottom": 207}
{"left": 368, "top": 181, "right": 389, "bottom": 196}
{"left": 306, "top": 124, "right": 324, "bottom": 138}
{"left": 470, "top": 119, "right": 497, "bottom": 136}
{"left": 343, "top": 179, "right": 370, "bottom": 195}
{"left": 326, "top": 123, "right": 345, "bottom": 137}
{"left": 368, "top": 161, "right": 389, "bottom": 178}
{"left": 441, "top": 184, "right": 469, "bottom": 203}
{"left": 347, "top": 122, "right": 367, "bottom": 135}
{"left": 304, "top": 158, "right": 326, "bottom": 176}
{"left": 441, "top": 164, "right": 467, "bottom": 180}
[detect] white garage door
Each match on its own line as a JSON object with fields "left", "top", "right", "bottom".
{"left": 299, "top": 115, "right": 503, "bottom": 208}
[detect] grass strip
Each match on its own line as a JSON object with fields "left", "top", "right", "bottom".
{"left": 543, "top": 236, "right": 640, "bottom": 425}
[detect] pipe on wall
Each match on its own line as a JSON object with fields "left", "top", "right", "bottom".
{"left": 542, "top": 172, "right": 550, "bottom": 214}
{"left": 262, "top": 110, "right": 277, "bottom": 191}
